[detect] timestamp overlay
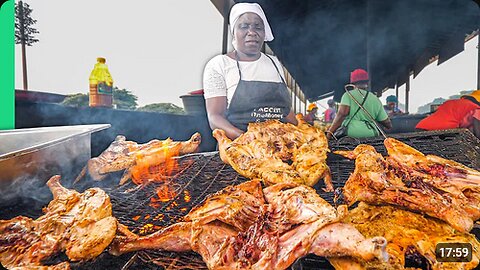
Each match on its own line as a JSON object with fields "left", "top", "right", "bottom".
{"left": 435, "top": 242, "right": 473, "bottom": 263}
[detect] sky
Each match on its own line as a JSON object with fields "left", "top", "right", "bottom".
{"left": 15, "top": 0, "right": 479, "bottom": 113}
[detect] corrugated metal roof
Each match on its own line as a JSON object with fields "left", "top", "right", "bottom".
{"left": 213, "top": 0, "right": 479, "bottom": 101}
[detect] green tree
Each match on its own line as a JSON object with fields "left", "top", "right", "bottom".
{"left": 15, "top": 1, "right": 39, "bottom": 90}
{"left": 137, "top": 103, "right": 185, "bottom": 114}
{"left": 62, "top": 93, "right": 89, "bottom": 107}
{"left": 113, "top": 87, "right": 138, "bottom": 110}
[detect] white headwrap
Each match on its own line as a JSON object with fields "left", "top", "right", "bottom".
{"left": 229, "top": 3, "right": 274, "bottom": 42}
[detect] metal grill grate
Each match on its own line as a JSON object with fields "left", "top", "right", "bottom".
{"left": 3, "top": 129, "right": 480, "bottom": 270}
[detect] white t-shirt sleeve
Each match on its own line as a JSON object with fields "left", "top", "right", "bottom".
{"left": 203, "top": 55, "right": 227, "bottom": 99}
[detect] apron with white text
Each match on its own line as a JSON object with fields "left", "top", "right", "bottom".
{"left": 226, "top": 54, "right": 292, "bottom": 131}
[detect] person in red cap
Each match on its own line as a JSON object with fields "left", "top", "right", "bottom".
{"left": 326, "top": 69, "right": 392, "bottom": 139}
{"left": 415, "top": 90, "right": 480, "bottom": 138}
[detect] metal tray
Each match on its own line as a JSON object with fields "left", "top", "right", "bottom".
{"left": 0, "top": 124, "right": 110, "bottom": 206}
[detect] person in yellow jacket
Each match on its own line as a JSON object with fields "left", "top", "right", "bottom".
{"left": 304, "top": 103, "right": 319, "bottom": 125}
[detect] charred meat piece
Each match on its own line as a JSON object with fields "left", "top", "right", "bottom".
{"left": 213, "top": 117, "right": 333, "bottom": 190}
{"left": 329, "top": 203, "right": 480, "bottom": 270}
{"left": 83, "top": 133, "right": 201, "bottom": 185}
{"left": 0, "top": 175, "right": 118, "bottom": 268}
{"left": 335, "top": 138, "right": 480, "bottom": 232}
{"left": 110, "top": 181, "right": 387, "bottom": 269}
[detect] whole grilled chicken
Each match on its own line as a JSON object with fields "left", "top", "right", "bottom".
{"left": 329, "top": 202, "right": 480, "bottom": 270}
{"left": 0, "top": 175, "right": 118, "bottom": 268}
{"left": 80, "top": 132, "right": 201, "bottom": 185}
{"left": 109, "top": 180, "right": 387, "bottom": 269}
{"left": 335, "top": 138, "right": 480, "bottom": 232}
{"left": 213, "top": 116, "right": 333, "bottom": 190}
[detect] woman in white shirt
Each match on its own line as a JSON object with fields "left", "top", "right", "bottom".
{"left": 203, "top": 2, "right": 297, "bottom": 140}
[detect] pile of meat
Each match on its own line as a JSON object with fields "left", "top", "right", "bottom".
{"left": 0, "top": 175, "right": 130, "bottom": 269}
{"left": 335, "top": 137, "right": 480, "bottom": 232}
{"left": 77, "top": 133, "right": 201, "bottom": 185}
{"left": 330, "top": 202, "right": 480, "bottom": 270}
{"left": 109, "top": 180, "right": 388, "bottom": 269}
{"left": 213, "top": 115, "right": 333, "bottom": 190}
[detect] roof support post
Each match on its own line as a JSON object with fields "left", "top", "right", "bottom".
{"left": 477, "top": 31, "right": 480, "bottom": 90}
{"left": 405, "top": 76, "right": 410, "bottom": 113}
{"left": 221, "top": 0, "right": 229, "bottom": 54}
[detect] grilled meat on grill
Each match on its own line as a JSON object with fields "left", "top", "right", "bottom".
{"left": 81, "top": 133, "right": 201, "bottom": 185}
{"left": 329, "top": 203, "right": 480, "bottom": 270}
{"left": 110, "top": 181, "right": 387, "bottom": 269}
{"left": 0, "top": 175, "right": 118, "bottom": 268}
{"left": 184, "top": 180, "right": 265, "bottom": 231}
{"left": 335, "top": 138, "right": 480, "bottom": 232}
{"left": 9, "top": 261, "right": 71, "bottom": 270}
{"left": 213, "top": 116, "right": 333, "bottom": 190}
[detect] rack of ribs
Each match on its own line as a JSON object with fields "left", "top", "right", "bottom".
{"left": 109, "top": 180, "right": 387, "bottom": 269}
{"left": 335, "top": 138, "right": 480, "bottom": 232}
{"left": 0, "top": 175, "right": 119, "bottom": 269}
{"left": 213, "top": 116, "right": 333, "bottom": 191}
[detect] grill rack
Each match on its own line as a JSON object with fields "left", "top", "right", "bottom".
{"left": 3, "top": 129, "right": 480, "bottom": 270}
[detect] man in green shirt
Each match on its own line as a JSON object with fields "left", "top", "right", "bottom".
{"left": 327, "top": 69, "right": 392, "bottom": 139}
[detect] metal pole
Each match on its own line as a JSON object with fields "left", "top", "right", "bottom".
{"left": 477, "top": 31, "right": 480, "bottom": 90}
{"left": 395, "top": 83, "right": 399, "bottom": 98}
{"left": 221, "top": 0, "right": 229, "bottom": 54}
{"left": 293, "top": 80, "right": 297, "bottom": 113}
{"left": 405, "top": 75, "right": 410, "bottom": 113}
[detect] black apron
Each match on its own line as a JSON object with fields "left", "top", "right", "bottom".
{"left": 226, "top": 53, "right": 292, "bottom": 131}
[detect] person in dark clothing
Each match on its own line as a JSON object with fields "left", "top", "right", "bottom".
{"left": 383, "top": 95, "right": 404, "bottom": 117}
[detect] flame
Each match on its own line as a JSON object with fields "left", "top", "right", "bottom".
{"left": 131, "top": 138, "right": 181, "bottom": 185}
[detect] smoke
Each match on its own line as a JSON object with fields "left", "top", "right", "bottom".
{"left": 252, "top": 0, "right": 479, "bottom": 101}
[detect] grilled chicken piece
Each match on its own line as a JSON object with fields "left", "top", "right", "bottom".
{"left": 335, "top": 139, "right": 480, "bottom": 232}
{"left": 385, "top": 137, "right": 480, "bottom": 186}
{"left": 213, "top": 118, "right": 333, "bottom": 190}
{"left": 185, "top": 179, "right": 265, "bottom": 231}
{"left": 9, "top": 262, "right": 71, "bottom": 270}
{"left": 329, "top": 203, "right": 480, "bottom": 270}
{"left": 83, "top": 133, "right": 201, "bottom": 185}
{"left": 263, "top": 182, "right": 347, "bottom": 233}
{"left": 0, "top": 175, "right": 117, "bottom": 268}
{"left": 110, "top": 181, "right": 387, "bottom": 269}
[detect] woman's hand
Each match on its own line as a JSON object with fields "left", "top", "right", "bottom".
{"left": 205, "top": 97, "right": 244, "bottom": 140}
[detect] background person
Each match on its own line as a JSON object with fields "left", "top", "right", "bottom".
{"left": 304, "top": 103, "right": 319, "bottom": 125}
{"left": 416, "top": 90, "right": 480, "bottom": 138}
{"left": 326, "top": 69, "right": 392, "bottom": 139}
{"left": 203, "top": 3, "right": 297, "bottom": 140}
{"left": 383, "top": 95, "right": 404, "bottom": 117}
{"left": 324, "top": 99, "right": 336, "bottom": 123}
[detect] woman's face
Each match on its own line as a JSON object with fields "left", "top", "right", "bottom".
{"left": 233, "top": 13, "right": 265, "bottom": 56}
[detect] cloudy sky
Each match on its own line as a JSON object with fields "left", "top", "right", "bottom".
{"left": 15, "top": 0, "right": 478, "bottom": 113}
